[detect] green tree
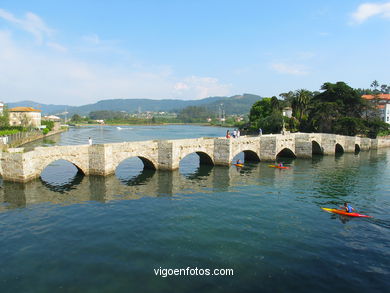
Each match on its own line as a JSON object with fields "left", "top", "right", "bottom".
{"left": 291, "top": 89, "right": 312, "bottom": 121}
{"left": 177, "top": 106, "right": 212, "bottom": 123}
{"left": 0, "top": 106, "right": 9, "bottom": 127}
{"left": 249, "top": 98, "right": 283, "bottom": 133}
{"left": 71, "top": 114, "right": 83, "bottom": 122}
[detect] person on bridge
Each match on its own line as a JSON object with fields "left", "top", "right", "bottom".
{"left": 226, "top": 130, "right": 231, "bottom": 138}
{"left": 89, "top": 137, "right": 92, "bottom": 145}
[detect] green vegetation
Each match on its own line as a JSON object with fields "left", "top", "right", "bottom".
{"left": 249, "top": 81, "right": 390, "bottom": 138}
{"left": 0, "top": 106, "right": 9, "bottom": 127}
{"left": 0, "top": 129, "right": 20, "bottom": 136}
{"left": 177, "top": 106, "right": 213, "bottom": 123}
{"left": 41, "top": 120, "right": 54, "bottom": 131}
{"left": 0, "top": 126, "right": 27, "bottom": 136}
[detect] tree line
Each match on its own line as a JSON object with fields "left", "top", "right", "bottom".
{"left": 249, "top": 81, "right": 390, "bottom": 138}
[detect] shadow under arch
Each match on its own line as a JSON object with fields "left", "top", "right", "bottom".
{"left": 276, "top": 148, "right": 296, "bottom": 158}
{"left": 242, "top": 150, "right": 261, "bottom": 162}
{"left": 40, "top": 159, "right": 84, "bottom": 193}
{"left": 195, "top": 151, "right": 214, "bottom": 165}
{"left": 136, "top": 156, "right": 156, "bottom": 170}
{"left": 312, "top": 140, "right": 323, "bottom": 155}
{"left": 335, "top": 143, "right": 344, "bottom": 154}
{"left": 179, "top": 151, "right": 214, "bottom": 176}
{"left": 115, "top": 156, "right": 156, "bottom": 185}
{"left": 185, "top": 164, "right": 214, "bottom": 180}
{"left": 119, "top": 169, "right": 156, "bottom": 186}
{"left": 355, "top": 144, "right": 361, "bottom": 154}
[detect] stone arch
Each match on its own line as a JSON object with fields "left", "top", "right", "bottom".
{"left": 355, "top": 144, "right": 361, "bottom": 153}
{"left": 312, "top": 140, "right": 323, "bottom": 155}
{"left": 335, "top": 143, "right": 344, "bottom": 154}
{"left": 38, "top": 158, "right": 86, "bottom": 177}
{"left": 115, "top": 155, "right": 157, "bottom": 170}
{"left": 276, "top": 148, "right": 296, "bottom": 158}
{"left": 178, "top": 148, "right": 214, "bottom": 166}
{"left": 194, "top": 151, "right": 214, "bottom": 165}
{"left": 231, "top": 150, "right": 260, "bottom": 163}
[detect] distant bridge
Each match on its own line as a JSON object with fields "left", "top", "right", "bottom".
{"left": 0, "top": 133, "right": 389, "bottom": 183}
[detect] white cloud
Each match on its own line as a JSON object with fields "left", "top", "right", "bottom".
{"left": 350, "top": 2, "right": 390, "bottom": 24}
{"left": 270, "top": 63, "right": 308, "bottom": 76}
{"left": 46, "top": 42, "right": 68, "bottom": 53}
{"left": 82, "top": 34, "right": 101, "bottom": 45}
{"left": 0, "top": 9, "right": 232, "bottom": 104}
{"left": 0, "top": 8, "right": 53, "bottom": 43}
{"left": 173, "top": 76, "right": 231, "bottom": 99}
{"left": 0, "top": 29, "right": 230, "bottom": 104}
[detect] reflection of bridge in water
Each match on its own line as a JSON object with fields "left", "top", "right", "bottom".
{"left": 1, "top": 133, "right": 390, "bottom": 183}
{"left": 0, "top": 149, "right": 387, "bottom": 212}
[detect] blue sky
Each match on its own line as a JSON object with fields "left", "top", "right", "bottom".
{"left": 0, "top": 0, "right": 389, "bottom": 105}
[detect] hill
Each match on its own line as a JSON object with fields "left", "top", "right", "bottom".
{"left": 6, "top": 94, "right": 262, "bottom": 116}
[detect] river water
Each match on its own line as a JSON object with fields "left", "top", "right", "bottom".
{"left": 0, "top": 125, "right": 389, "bottom": 292}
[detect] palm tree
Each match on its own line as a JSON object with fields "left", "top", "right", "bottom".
{"left": 292, "top": 89, "right": 312, "bottom": 121}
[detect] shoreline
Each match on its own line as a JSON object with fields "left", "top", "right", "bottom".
{"left": 70, "top": 122, "right": 233, "bottom": 128}
{"left": 16, "top": 127, "right": 68, "bottom": 148}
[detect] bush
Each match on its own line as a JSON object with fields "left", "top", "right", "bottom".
{"left": 41, "top": 120, "right": 54, "bottom": 131}
{"left": 0, "top": 129, "right": 20, "bottom": 136}
{"left": 42, "top": 128, "right": 50, "bottom": 135}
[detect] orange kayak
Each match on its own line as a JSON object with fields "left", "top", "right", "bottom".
{"left": 321, "top": 207, "right": 372, "bottom": 218}
{"left": 268, "top": 165, "right": 289, "bottom": 169}
{"left": 234, "top": 164, "right": 243, "bottom": 167}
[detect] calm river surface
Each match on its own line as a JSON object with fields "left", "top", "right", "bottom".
{"left": 1, "top": 125, "right": 389, "bottom": 292}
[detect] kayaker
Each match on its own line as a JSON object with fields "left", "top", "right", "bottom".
{"left": 236, "top": 159, "right": 242, "bottom": 165}
{"left": 341, "top": 202, "right": 354, "bottom": 213}
{"left": 278, "top": 162, "right": 283, "bottom": 167}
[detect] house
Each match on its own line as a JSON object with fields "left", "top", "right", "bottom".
{"left": 8, "top": 107, "right": 42, "bottom": 127}
{"left": 362, "top": 94, "right": 390, "bottom": 124}
{"left": 282, "top": 107, "right": 293, "bottom": 118}
{"left": 0, "top": 101, "right": 4, "bottom": 116}
{"left": 42, "top": 115, "right": 61, "bottom": 122}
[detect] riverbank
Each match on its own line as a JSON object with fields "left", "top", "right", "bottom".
{"left": 70, "top": 122, "right": 242, "bottom": 128}
{"left": 14, "top": 127, "right": 68, "bottom": 148}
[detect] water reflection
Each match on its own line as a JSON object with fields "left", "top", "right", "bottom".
{"left": 40, "top": 159, "right": 84, "bottom": 193}
{"left": 0, "top": 151, "right": 389, "bottom": 212}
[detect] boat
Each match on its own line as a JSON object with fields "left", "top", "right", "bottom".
{"left": 268, "top": 165, "right": 290, "bottom": 169}
{"left": 321, "top": 207, "right": 372, "bottom": 218}
{"left": 234, "top": 163, "right": 244, "bottom": 167}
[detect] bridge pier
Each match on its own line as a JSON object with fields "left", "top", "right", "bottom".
{"left": 294, "top": 134, "right": 313, "bottom": 159}
{"left": 260, "top": 136, "right": 277, "bottom": 161}
{"left": 213, "top": 138, "right": 232, "bottom": 166}
{"left": 89, "top": 144, "right": 115, "bottom": 176}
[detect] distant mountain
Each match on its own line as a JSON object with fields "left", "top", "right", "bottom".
{"left": 6, "top": 94, "right": 262, "bottom": 116}
{"left": 6, "top": 100, "right": 77, "bottom": 116}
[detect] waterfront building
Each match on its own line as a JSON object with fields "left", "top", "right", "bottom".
{"left": 362, "top": 94, "right": 390, "bottom": 124}
{"left": 0, "top": 101, "right": 3, "bottom": 115}
{"left": 42, "top": 115, "right": 61, "bottom": 122}
{"left": 8, "top": 107, "right": 42, "bottom": 127}
{"left": 282, "top": 107, "right": 293, "bottom": 118}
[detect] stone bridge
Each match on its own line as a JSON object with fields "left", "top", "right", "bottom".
{"left": 0, "top": 133, "right": 389, "bottom": 182}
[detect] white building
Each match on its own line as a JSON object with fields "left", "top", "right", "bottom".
{"left": 282, "top": 107, "right": 292, "bottom": 118}
{"left": 384, "top": 104, "right": 390, "bottom": 124}
{"left": 9, "top": 107, "right": 42, "bottom": 127}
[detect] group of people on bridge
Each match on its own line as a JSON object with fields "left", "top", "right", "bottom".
{"left": 226, "top": 129, "right": 241, "bottom": 139}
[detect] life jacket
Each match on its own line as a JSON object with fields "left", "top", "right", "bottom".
{"left": 347, "top": 205, "right": 353, "bottom": 213}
